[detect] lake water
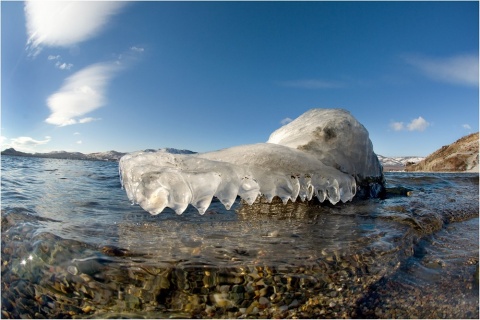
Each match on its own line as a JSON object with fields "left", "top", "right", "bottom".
{"left": 1, "top": 155, "right": 478, "bottom": 318}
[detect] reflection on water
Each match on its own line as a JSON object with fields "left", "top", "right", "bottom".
{"left": 117, "top": 199, "right": 412, "bottom": 270}
{"left": 1, "top": 156, "right": 478, "bottom": 318}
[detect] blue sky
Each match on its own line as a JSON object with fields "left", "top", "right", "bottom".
{"left": 2, "top": 1, "right": 478, "bottom": 157}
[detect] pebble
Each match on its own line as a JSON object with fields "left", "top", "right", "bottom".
{"left": 213, "top": 293, "right": 230, "bottom": 308}
{"left": 288, "top": 299, "right": 299, "bottom": 308}
{"left": 67, "top": 265, "right": 78, "bottom": 275}
{"left": 258, "top": 297, "right": 269, "bottom": 307}
{"left": 1, "top": 209, "right": 478, "bottom": 319}
{"left": 82, "top": 305, "right": 92, "bottom": 313}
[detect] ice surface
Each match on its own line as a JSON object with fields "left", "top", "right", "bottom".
{"left": 119, "top": 108, "right": 384, "bottom": 215}
{"left": 268, "top": 109, "right": 383, "bottom": 179}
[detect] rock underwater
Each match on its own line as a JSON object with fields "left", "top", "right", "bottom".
{"left": 119, "top": 108, "right": 385, "bottom": 215}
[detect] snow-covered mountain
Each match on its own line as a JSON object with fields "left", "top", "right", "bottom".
{"left": 1, "top": 148, "right": 196, "bottom": 162}
{"left": 1, "top": 146, "right": 424, "bottom": 171}
{"left": 377, "top": 155, "right": 425, "bottom": 166}
{"left": 87, "top": 148, "right": 197, "bottom": 161}
{"left": 377, "top": 155, "right": 425, "bottom": 171}
{"left": 87, "top": 150, "right": 127, "bottom": 161}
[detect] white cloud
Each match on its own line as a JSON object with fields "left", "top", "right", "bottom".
{"left": 462, "top": 124, "right": 472, "bottom": 130}
{"left": 281, "top": 117, "right": 293, "bottom": 125}
{"left": 404, "top": 54, "right": 479, "bottom": 87}
{"left": 407, "top": 116, "right": 430, "bottom": 132}
{"left": 76, "top": 140, "right": 82, "bottom": 144}
{"left": 0, "top": 136, "right": 8, "bottom": 147}
{"left": 25, "top": 1, "right": 127, "bottom": 55}
{"left": 130, "top": 46, "right": 144, "bottom": 53}
{"left": 45, "top": 62, "right": 119, "bottom": 126}
{"left": 1, "top": 136, "right": 52, "bottom": 153}
{"left": 79, "top": 117, "right": 101, "bottom": 124}
{"left": 391, "top": 116, "right": 430, "bottom": 132}
{"left": 279, "top": 79, "right": 343, "bottom": 89}
{"left": 73, "top": 132, "right": 80, "bottom": 135}
{"left": 390, "top": 121, "right": 404, "bottom": 131}
{"left": 47, "top": 54, "right": 74, "bottom": 70}
{"left": 55, "top": 61, "right": 73, "bottom": 70}
{"left": 11, "top": 136, "right": 51, "bottom": 146}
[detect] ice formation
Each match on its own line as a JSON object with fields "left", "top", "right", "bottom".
{"left": 119, "top": 108, "right": 385, "bottom": 215}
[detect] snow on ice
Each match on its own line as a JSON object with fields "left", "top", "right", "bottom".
{"left": 119, "top": 109, "right": 385, "bottom": 215}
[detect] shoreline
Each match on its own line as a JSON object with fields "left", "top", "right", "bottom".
{"left": 383, "top": 165, "right": 479, "bottom": 173}
{"left": 4, "top": 154, "right": 478, "bottom": 174}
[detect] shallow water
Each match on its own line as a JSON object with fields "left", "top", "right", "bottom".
{"left": 1, "top": 155, "right": 478, "bottom": 318}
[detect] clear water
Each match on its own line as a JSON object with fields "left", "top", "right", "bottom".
{"left": 1, "top": 155, "right": 478, "bottom": 318}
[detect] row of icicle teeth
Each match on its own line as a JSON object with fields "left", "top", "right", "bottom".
{"left": 120, "top": 164, "right": 356, "bottom": 215}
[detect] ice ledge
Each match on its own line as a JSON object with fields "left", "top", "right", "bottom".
{"left": 119, "top": 108, "right": 385, "bottom": 215}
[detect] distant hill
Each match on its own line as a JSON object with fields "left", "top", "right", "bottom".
{"left": 1, "top": 148, "right": 197, "bottom": 162}
{"left": 405, "top": 132, "right": 479, "bottom": 172}
{"left": 1, "top": 148, "right": 91, "bottom": 160}
{"left": 1, "top": 148, "right": 32, "bottom": 157}
{"left": 5, "top": 144, "right": 475, "bottom": 172}
{"left": 377, "top": 155, "right": 425, "bottom": 172}
{"left": 1, "top": 147, "right": 425, "bottom": 170}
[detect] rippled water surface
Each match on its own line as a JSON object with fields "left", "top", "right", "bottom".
{"left": 1, "top": 155, "right": 478, "bottom": 318}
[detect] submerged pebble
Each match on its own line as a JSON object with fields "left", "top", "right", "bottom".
{"left": 67, "top": 266, "right": 78, "bottom": 275}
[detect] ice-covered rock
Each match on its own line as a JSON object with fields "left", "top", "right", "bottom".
{"left": 267, "top": 109, "right": 385, "bottom": 197}
{"left": 119, "top": 108, "right": 385, "bottom": 215}
{"left": 268, "top": 109, "right": 382, "bottom": 179}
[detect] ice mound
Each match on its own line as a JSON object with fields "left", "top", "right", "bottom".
{"left": 119, "top": 108, "right": 385, "bottom": 215}
{"left": 268, "top": 109, "right": 383, "bottom": 180}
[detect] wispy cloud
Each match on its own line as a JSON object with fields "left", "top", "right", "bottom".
{"left": 390, "top": 116, "right": 430, "bottom": 132}
{"left": 45, "top": 62, "right": 119, "bottom": 126}
{"left": 462, "top": 124, "right": 472, "bottom": 130}
{"left": 79, "top": 117, "right": 101, "bottom": 124}
{"left": 0, "top": 136, "right": 8, "bottom": 147}
{"left": 130, "top": 46, "right": 145, "bottom": 53}
{"left": 55, "top": 61, "right": 73, "bottom": 70}
{"left": 25, "top": 1, "right": 127, "bottom": 55}
{"left": 281, "top": 117, "right": 293, "bottom": 125}
{"left": 404, "top": 53, "right": 479, "bottom": 87}
{"left": 390, "top": 121, "right": 405, "bottom": 131}
{"left": 111, "top": 45, "right": 145, "bottom": 66}
{"left": 278, "top": 79, "right": 343, "bottom": 89}
{"left": 2, "top": 136, "right": 52, "bottom": 152}
{"left": 47, "top": 54, "right": 73, "bottom": 70}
